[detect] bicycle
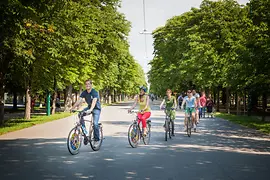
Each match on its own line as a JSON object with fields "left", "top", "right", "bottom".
{"left": 162, "top": 107, "right": 175, "bottom": 141}
{"left": 67, "top": 110, "right": 103, "bottom": 155}
{"left": 127, "top": 110, "right": 151, "bottom": 148}
{"left": 185, "top": 108, "right": 193, "bottom": 137}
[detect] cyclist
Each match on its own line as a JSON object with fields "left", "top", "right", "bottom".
{"left": 160, "top": 89, "right": 177, "bottom": 136}
{"left": 192, "top": 89, "right": 200, "bottom": 124}
{"left": 177, "top": 93, "right": 184, "bottom": 109}
{"left": 70, "top": 79, "right": 101, "bottom": 145}
{"left": 128, "top": 86, "right": 151, "bottom": 136}
{"left": 181, "top": 90, "right": 196, "bottom": 131}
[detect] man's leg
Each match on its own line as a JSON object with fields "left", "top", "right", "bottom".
{"left": 80, "top": 107, "right": 90, "bottom": 128}
{"left": 92, "top": 109, "right": 101, "bottom": 141}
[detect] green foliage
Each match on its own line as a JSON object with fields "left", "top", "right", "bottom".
{"left": 148, "top": 0, "right": 270, "bottom": 96}
{"left": 0, "top": 0, "right": 146, "bottom": 100}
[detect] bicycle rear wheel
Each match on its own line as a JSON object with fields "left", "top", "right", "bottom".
{"left": 168, "top": 120, "right": 172, "bottom": 139}
{"left": 128, "top": 123, "right": 139, "bottom": 148}
{"left": 89, "top": 123, "right": 103, "bottom": 151}
{"left": 67, "top": 126, "right": 82, "bottom": 155}
{"left": 143, "top": 121, "right": 151, "bottom": 145}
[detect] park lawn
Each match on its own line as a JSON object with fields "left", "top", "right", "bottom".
{"left": 0, "top": 112, "right": 71, "bottom": 135}
{"left": 215, "top": 112, "right": 270, "bottom": 134}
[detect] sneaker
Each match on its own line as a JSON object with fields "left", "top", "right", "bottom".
{"left": 93, "top": 140, "right": 100, "bottom": 147}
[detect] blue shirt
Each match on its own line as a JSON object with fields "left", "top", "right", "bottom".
{"left": 184, "top": 96, "right": 196, "bottom": 108}
{"left": 80, "top": 89, "right": 101, "bottom": 110}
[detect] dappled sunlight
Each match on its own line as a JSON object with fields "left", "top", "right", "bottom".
{"left": 169, "top": 144, "right": 270, "bottom": 155}
{"left": 153, "top": 166, "right": 164, "bottom": 169}
{"left": 63, "top": 160, "right": 76, "bottom": 165}
{"left": 211, "top": 134, "right": 270, "bottom": 142}
{"left": 104, "top": 158, "right": 115, "bottom": 161}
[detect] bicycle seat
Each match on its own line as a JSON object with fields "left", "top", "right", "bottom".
{"left": 147, "top": 119, "right": 151, "bottom": 123}
{"left": 98, "top": 123, "right": 102, "bottom": 125}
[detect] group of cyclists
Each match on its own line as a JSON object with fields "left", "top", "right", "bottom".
{"left": 128, "top": 86, "right": 214, "bottom": 136}
{"left": 70, "top": 79, "right": 214, "bottom": 142}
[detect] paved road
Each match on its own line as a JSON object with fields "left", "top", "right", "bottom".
{"left": 0, "top": 101, "right": 270, "bottom": 180}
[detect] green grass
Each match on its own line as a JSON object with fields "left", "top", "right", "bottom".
{"left": 215, "top": 112, "right": 270, "bottom": 134}
{"left": 0, "top": 112, "right": 72, "bottom": 135}
{"left": 0, "top": 101, "right": 127, "bottom": 135}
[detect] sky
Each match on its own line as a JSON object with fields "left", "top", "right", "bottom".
{"left": 118, "top": 0, "right": 249, "bottom": 78}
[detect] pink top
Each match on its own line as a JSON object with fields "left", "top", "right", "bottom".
{"left": 200, "top": 95, "right": 207, "bottom": 107}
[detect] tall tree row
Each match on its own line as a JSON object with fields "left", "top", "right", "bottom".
{"left": 0, "top": 0, "right": 146, "bottom": 123}
{"left": 148, "top": 0, "right": 270, "bottom": 114}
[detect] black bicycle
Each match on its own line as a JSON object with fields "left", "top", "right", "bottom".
{"left": 162, "top": 107, "right": 175, "bottom": 141}
{"left": 67, "top": 110, "right": 103, "bottom": 155}
{"left": 128, "top": 110, "right": 151, "bottom": 148}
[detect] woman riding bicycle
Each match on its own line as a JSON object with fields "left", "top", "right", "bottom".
{"left": 181, "top": 90, "right": 196, "bottom": 131}
{"left": 160, "top": 89, "right": 177, "bottom": 136}
{"left": 128, "top": 86, "right": 151, "bottom": 136}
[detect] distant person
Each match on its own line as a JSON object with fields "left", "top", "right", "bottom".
{"left": 199, "top": 92, "right": 207, "bottom": 118}
{"left": 206, "top": 95, "right": 214, "bottom": 118}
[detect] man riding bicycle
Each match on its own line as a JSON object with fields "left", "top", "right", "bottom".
{"left": 181, "top": 90, "right": 196, "bottom": 131}
{"left": 160, "top": 89, "right": 177, "bottom": 136}
{"left": 70, "top": 79, "right": 101, "bottom": 145}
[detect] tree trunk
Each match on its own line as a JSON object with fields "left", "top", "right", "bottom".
{"left": 24, "top": 86, "right": 31, "bottom": 119}
{"left": 64, "top": 85, "right": 73, "bottom": 112}
{"left": 51, "top": 77, "right": 57, "bottom": 115}
{"left": 237, "top": 93, "right": 240, "bottom": 115}
{"left": 13, "top": 90, "right": 18, "bottom": 110}
{"left": 217, "top": 87, "right": 220, "bottom": 112}
{"left": 0, "top": 98, "right": 4, "bottom": 125}
{"left": 243, "top": 91, "right": 246, "bottom": 115}
{"left": 226, "top": 87, "right": 230, "bottom": 114}
{"left": 64, "top": 88, "right": 67, "bottom": 106}
{"left": 222, "top": 88, "right": 226, "bottom": 106}
{"left": 51, "top": 91, "right": 57, "bottom": 115}
{"left": 234, "top": 93, "right": 237, "bottom": 108}
{"left": 262, "top": 93, "right": 267, "bottom": 121}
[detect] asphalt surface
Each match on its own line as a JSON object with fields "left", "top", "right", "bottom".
{"left": 0, "top": 101, "right": 270, "bottom": 180}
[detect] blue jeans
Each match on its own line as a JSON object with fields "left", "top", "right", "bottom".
{"left": 199, "top": 107, "right": 206, "bottom": 118}
{"left": 81, "top": 107, "right": 101, "bottom": 141}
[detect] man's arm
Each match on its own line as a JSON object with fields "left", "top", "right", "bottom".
{"left": 71, "top": 97, "right": 84, "bottom": 111}
{"left": 89, "top": 98, "right": 97, "bottom": 112}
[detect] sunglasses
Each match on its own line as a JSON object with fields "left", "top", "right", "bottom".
{"left": 187, "top": 91, "right": 191, "bottom": 93}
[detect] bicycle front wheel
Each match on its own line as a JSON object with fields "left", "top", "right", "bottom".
{"left": 187, "top": 116, "right": 192, "bottom": 137}
{"left": 169, "top": 120, "right": 172, "bottom": 139}
{"left": 165, "top": 120, "right": 169, "bottom": 141}
{"left": 128, "top": 123, "right": 139, "bottom": 148}
{"left": 67, "top": 126, "right": 82, "bottom": 155}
